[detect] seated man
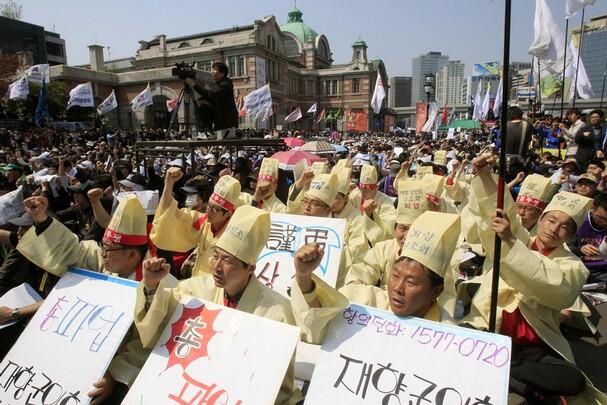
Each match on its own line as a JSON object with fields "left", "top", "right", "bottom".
{"left": 136, "top": 205, "right": 312, "bottom": 405}
{"left": 242, "top": 157, "right": 286, "bottom": 213}
{"left": 462, "top": 154, "right": 605, "bottom": 404}
{"left": 514, "top": 174, "right": 558, "bottom": 236}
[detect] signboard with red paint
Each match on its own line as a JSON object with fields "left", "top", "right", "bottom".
{"left": 123, "top": 297, "right": 300, "bottom": 405}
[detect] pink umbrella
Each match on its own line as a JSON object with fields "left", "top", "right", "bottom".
{"left": 283, "top": 137, "right": 305, "bottom": 147}
{"left": 271, "top": 150, "right": 324, "bottom": 170}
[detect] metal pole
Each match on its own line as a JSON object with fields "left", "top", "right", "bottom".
{"left": 600, "top": 53, "right": 607, "bottom": 110}
{"left": 560, "top": 19, "right": 569, "bottom": 119}
{"left": 489, "top": 0, "right": 512, "bottom": 334}
{"left": 529, "top": 56, "right": 535, "bottom": 116}
{"left": 572, "top": 7, "right": 586, "bottom": 109}
{"left": 536, "top": 58, "right": 542, "bottom": 112}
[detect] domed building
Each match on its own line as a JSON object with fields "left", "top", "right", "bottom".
{"left": 47, "top": 8, "right": 392, "bottom": 131}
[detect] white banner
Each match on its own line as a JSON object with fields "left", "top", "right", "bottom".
{"left": 0, "top": 186, "right": 24, "bottom": 225}
{"left": 67, "top": 82, "right": 94, "bottom": 109}
{"left": 422, "top": 102, "right": 439, "bottom": 132}
{"left": 131, "top": 84, "right": 153, "bottom": 112}
{"left": 284, "top": 106, "right": 302, "bottom": 123}
{"left": 8, "top": 76, "right": 29, "bottom": 100}
{"left": 255, "top": 56, "right": 267, "bottom": 88}
{"left": 306, "top": 304, "right": 511, "bottom": 404}
{"left": 26, "top": 64, "right": 50, "bottom": 83}
{"left": 115, "top": 190, "right": 159, "bottom": 215}
{"left": 97, "top": 89, "right": 118, "bottom": 115}
{"left": 0, "top": 268, "right": 137, "bottom": 405}
{"left": 243, "top": 84, "right": 273, "bottom": 121}
{"left": 255, "top": 213, "right": 346, "bottom": 297}
{"left": 123, "top": 296, "right": 300, "bottom": 405}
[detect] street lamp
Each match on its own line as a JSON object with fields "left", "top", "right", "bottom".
{"left": 424, "top": 73, "right": 434, "bottom": 102}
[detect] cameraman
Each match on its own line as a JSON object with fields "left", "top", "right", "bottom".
{"left": 503, "top": 106, "right": 536, "bottom": 158}
{"left": 185, "top": 62, "right": 238, "bottom": 140}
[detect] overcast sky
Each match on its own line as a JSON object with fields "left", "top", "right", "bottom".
{"left": 16, "top": 0, "right": 607, "bottom": 77}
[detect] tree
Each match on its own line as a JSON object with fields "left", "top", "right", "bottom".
{"left": 0, "top": 0, "right": 22, "bottom": 20}
{"left": 0, "top": 53, "right": 20, "bottom": 96}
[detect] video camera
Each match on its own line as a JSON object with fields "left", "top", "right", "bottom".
{"left": 172, "top": 62, "right": 197, "bottom": 80}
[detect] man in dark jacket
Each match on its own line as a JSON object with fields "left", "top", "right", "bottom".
{"left": 186, "top": 62, "right": 239, "bottom": 139}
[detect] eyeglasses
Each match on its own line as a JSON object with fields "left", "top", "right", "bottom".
{"left": 302, "top": 198, "right": 328, "bottom": 209}
{"left": 101, "top": 244, "right": 131, "bottom": 254}
{"left": 207, "top": 204, "right": 228, "bottom": 214}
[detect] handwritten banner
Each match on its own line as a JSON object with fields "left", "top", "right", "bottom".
{"left": 305, "top": 304, "right": 511, "bottom": 404}
{"left": 0, "top": 268, "right": 137, "bottom": 405}
{"left": 123, "top": 296, "right": 300, "bottom": 405}
{"left": 255, "top": 213, "right": 346, "bottom": 297}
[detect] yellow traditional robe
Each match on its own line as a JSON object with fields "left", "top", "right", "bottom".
{"left": 348, "top": 188, "right": 396, "bottom": 242}
{"left": 344, "top": 239, "right": 400, "bottom": 288}
{"left": 241, "top": 192, "right": 287, "bottom": 213}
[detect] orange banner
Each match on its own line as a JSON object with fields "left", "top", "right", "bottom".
{"left": 345, "top": 109, "right": 367, "bottom": 132}
{"left": 415, "top": 102, "right": 428, "bottom": 134}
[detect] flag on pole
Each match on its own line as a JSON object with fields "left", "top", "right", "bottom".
{"left": 8, "top": 76, "right": 29, "bottom": 100}
{"left": 97, "top": 90, "right": 118, "bottom": 115}
{"left": 307, "top": 103, "right": 317, "bottom": 115}
{"left": 422, "top": 102, "right": 439, "bottom": 132}
{"left": 493, "top": 76, "right": 503, "bottom": 117}
{"left": 441, "top": 104, "right": 448, "bottom": 125}
{"left": 131, "top": 84, "right": 153, "bottom": 112}
{"left": 472, "top": 80, "right": 483, "bottom": 121}
{"left": 166, "top": 98, "right": 178, "bottom": 113}
{"left": 448, "top": 107, "right": 456, "bottom": 124}
{"left": 26, "top": 64, "right": 50, "bottom": 83}
{"left": 371, "top": 73, "right": 386, "bottom": 114}
{"left": 565, "top": 39, "right": 594, "bottom": 101}
{"left": 243, "top": 84, "right": 273, "bottom": 121}
{"left": 284, "top": 106, "right": 302, "bottom": 123}
{"left": 566, "top": 0, "right": 595, "bottom": 19}
{"left": 67, "top": 82, "right": 94, "bottom": 109}
{"left": 35, "top": 79, "right": 49, "bottom": 127}
{"left": 315, "top": 108, "right": 326, "bottom": 123}
{"left": 481, "top": 83, "right": 491, "bottom": 119}
{"left": 528, "top": 0, "right": 566, "bottom": 75}
{"left": 235, "top": 96, "right": 246, "bottom": 117}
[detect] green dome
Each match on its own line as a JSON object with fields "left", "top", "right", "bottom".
{"left": 352, "top": 38, "right": 367, "bottom": 47}
{"left": 280, "top": 8, "right": 318, "bottom": 44}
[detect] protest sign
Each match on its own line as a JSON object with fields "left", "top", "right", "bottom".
{"left": 115, "top": 190, "right": 159, "bottom": 215}
{"left": 255, "top": 213, "right": 346, "bottom": 297}
{"left": 415, "top": 165, "right": 434, "bottom": 179}
{"left": 305, "top": 304, "right": 511, "bottom": 404}
{"left": 0, "top": 268, "right": 137, "bottom": 405}
{"left": 123, "top": 296, "right": 300, "bottom": 405}
{"left": 0, "top": 283, "right": 42, "bottom": 330}
{"left": 434, "top": 150, "right": 447, "bottom": 166}
{"left": 0, "top": 186, "right": 23, "bottom": 225}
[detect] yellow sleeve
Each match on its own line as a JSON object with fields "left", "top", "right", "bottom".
{"left": 134, "top": 278, "right": 182, "bottom": 348}
{"left": 17, "top": 219, "right": 102, "bottom": 276}
{"left": 338, "top": 283, "right": 390, "bottom": 310}
{"left": 345, "top": 242, "right": 387, "bottom": 286}
{"left": 501, "top": 240, "right": 589, "bottom": 310}
{"left": 150, "top": 197, "right": 203, "bottom": 252}
{"left": 286, "top": 184, "right": 304, "bottom": 215}
{"left": 374, "top": 196, "right": 396, "bottom": 238}
{"left": 444, "top": 178, "right": 469, "bottom": 203}
{"left": 290, "top": 275, "right": 349, "bottom": 345}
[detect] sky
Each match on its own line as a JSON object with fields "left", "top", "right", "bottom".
{"left": 15, "top": 0, "right": 607, "bottom": 77}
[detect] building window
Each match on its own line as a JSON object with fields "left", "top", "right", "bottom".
{"left": 266, "top": 35, "right": 276, "bottom": 52}
{"left": 324, "top": 79, "right": 339, "bottom": 96}
{"left": 290, "top": 77, "right": 298, "bottom": 95}
{"left": 197, "top": 60, "right": 212, "bottom": 72}
{"left": 306, "top": 80, "right": 315, "bottom": 95}
{"left": 352, "top": 78, "right": 360, "bottom": 94}
{"left": 267, "top": 60, "right": 278, "bottom": 81}
{"left": 228, "top": 55, "right": 246, "bottom": 77}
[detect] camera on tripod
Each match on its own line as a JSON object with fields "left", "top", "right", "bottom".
{"left": 172, "top": 62, "right": 197, "bottom": 80}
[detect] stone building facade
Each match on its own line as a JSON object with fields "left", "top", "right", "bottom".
{"left": 48, "top": 8, "right": 390, "bottom": 132}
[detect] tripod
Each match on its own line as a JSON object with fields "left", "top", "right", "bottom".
{"left": 166, "top": 81, "right": 200, "bottom": 140}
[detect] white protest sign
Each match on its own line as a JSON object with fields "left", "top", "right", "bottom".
{"left": 115, "top": 190, "right": 159, "bottom": 215}
{"left": 26, "top": 64, "right": 50, "bottom": 83}
{"left": 0, "top": 283, "right": 42, "bottom": 330}
{"left": 305, "top": 304, "right": 511, "bottom": 404}
{"left": 255, "top": 213, "right": 346, "bottom": 297}
{"left": 0, "top": 268, "right": 137, "bottom": 405}
{"left": 123, "top": 296, "right": 300, "bottom": 405}
{"left": 447, "top": 127, "right": 456, "bottom": 139}
{"left": 0, "top": 186, "right": 24, "bottom": 225}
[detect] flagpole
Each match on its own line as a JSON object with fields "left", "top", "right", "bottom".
{"left": 572, "top": 7, "right": 586, "bottom": 109}
{"left": 489, "top": 0, "right": 512, "bottom": 334}
{"left": 536, "top": 58, "right": 542, "bottom": 113}
{"left": 529, "top": 56, "right": 535, "bottom": 116}
{"left": 600, "top": 53, "right": 607, "bottom": 110}
{"left": 559, "top": 19, "right": 569, "bottom": 119}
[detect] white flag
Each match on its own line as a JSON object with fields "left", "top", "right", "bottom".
{"left": 67, "top": 82, "right": 94, "bottom": 109}
{"left": 0, "top": 186, "right": 24, "bottom": 225}
{"left": 97, "top": 90, "right": 118, "bottom": 115}
{"left": 472, "top": 80, "right": 483, "bottom": 121}
{"left": 566, "top": 0, "right": 595, "bottom": 19}
{"left": 371, "top": 73, "right": 386, "bottom": 114}
{"left": 492, "top": 77, "right": 503, "bottom": 117}
{"left": 284, "top": 107, "right": 302, "bottom": 123}
{"left": 307, "top": 103, "right": 317, "bottom": 114}
{"left": 166, "top": 98, "right": 177, "bottom": 113}
{"left": 8, "top": 76, "right": 29, "bottom": 100}
{"left": 422, "top": 102, "right": 438, "bottom": 132}
{"left": 566, "top": 40, "right": 594, "bottom": 101}
{"left": 131, "top": 84, "right": 153, "bottom": 112}
{"left": 528, "top": 0, "right": 566, "bottom": 75}
{"left": 26, "top": 64, "right": 50, "bottom": 83}
{"left": 243, "top": 84, "right": 273, "bottom": 121}
{"left": 481, "top": 84, "right": 491, "bottom": 119}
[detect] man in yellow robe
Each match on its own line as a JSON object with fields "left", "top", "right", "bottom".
{"left": 241, "top": 157, "right": 286, "bottom": 213}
